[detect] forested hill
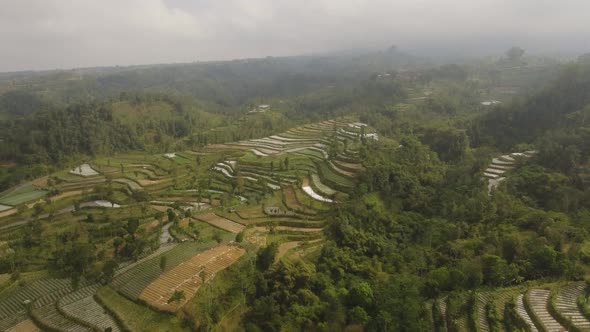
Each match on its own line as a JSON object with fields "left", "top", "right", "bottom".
{"left": 0, "top": 102, "right": 140, "bottom": 164}
{"left": 471, "top": 61, "right": 590, "bottom": 149}
{"left": 0, "top": 49, "right": 427, "bottom": 109}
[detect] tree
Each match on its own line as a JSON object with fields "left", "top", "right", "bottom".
{"left": 101, "top": 259, "right": 118, "bottom": 282}
{"left": 481, "top": 254, "right": 517, "bottom": 286}
{"left": 213, "top": 231, "right": 223, "bottom": 244}
{"left": 167, "top": 290, "right": 186, "bottom": 304}
{"left": 32, "top": 203, "right": 44, "bottom": 217}
{"left": 235, "top": 231, "right": 244, "bottom": 243}
{"left": 126, "top": 218, "right": 139, "bottom": 236}
{"left": 155, "top": 211, "right": 165, "bottom": 222}
{"left": 256, "top": 243, "right": 278, "bottom": 271}
{"left": 113, "top": 237, "right": 124, "bottom": 257}
{"left": 349, "top": 282, "right": 374, "bottom": 309}
{"left": 348, "top": 306, "right": 369, "bottom": 325}
{"left": 167, "top": 208, "right": 176, "bottom": 223}
{"left": 506, "top": 46, "right": 525, "bottom": 61}
{"left": 236, "top": 176, "right": 245, "bottom": 194}
{"left": 160, "top": 256, "right": 167, "bottom": 272}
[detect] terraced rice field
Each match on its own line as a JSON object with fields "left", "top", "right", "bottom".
{"left": 310, "top": 173, "right": 337, "bottom": 196}
{"left": 0, "top": 204, "right": 12, "bottom": 212}
{"left": 553, "top": 282, "right": 590, "bottom": 329}
{"left": 194, "top": 212, "right": 246, "bottom": 233}
{"left": 32, "top": 300, "right": 92, "bottom": 331}
{"left": 112, "top": 242, "right": 219, "bottom": 300}
{"left": 276, "top": 241, "right": 300, "bottom": 262}
{"left": 47, "top": 190, "right": 88, "bottom": 202}
{"left": 475, "top": 291, "right": 491, "bottom": 332}
{"left": 515, "top": 294, "right": 538, "bottom": 331}
{"left": 333, "top": 159, "right": 363, "bottom": 172}
{"left": 282, "top": 186, "right": 320, "bottom": 214}
{"left": 6, "top": 319, "right": 40, "bottom": 332}
{"left": 302, "top": 178, "right": 333, "bottom": 203}
{"left": 58, "top": 285, "right": 120, "bottom": 332}
{"left": 25, "top": 280, "right": 93, "bottom": 332}
{"left": 316, "top": 161, "right": 355, "bottom": 190}
{"left": 0, "top": 278, "right": 76, "bottom": 330}
{"left": 113, "top": 178, "right": 143, "bottom": 191}
{"left": 302, "top": 185, "right": 333, "bottom": 203}
{"left": 526, "top": 289, "right": 563, "bottom": 331}
{"left": 435, "top": 296, "right": 448, "bottom": 330}
{"left": 0, "top": 189, "right": 47, "bottom": 206}
{"left": 69, "top": 164, "right": 99, "bottom": 177}
{"left": 484, "top": 150, "right": 536, "bottom": 193}
{"left": 139, "top": 244, "right": 245, "bottom": 312}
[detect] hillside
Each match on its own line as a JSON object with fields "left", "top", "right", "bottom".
{"left": 1, "top": 54, "right": 589, "bottom": 331}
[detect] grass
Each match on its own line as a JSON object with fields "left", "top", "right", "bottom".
{"left": 96, "top": 286, "right": 189, "bottom": 332}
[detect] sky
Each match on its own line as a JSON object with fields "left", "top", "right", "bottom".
{"left": 1, "top": 0, "right": 590, "bottom": 72}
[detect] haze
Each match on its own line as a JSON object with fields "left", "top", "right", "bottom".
{"left": 2, "top": 0, "right": 590, "bottom": 72}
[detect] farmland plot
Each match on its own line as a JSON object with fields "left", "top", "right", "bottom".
{"left": 59, "top": 285, "right": 121, "bottom": 332}
{"left": 310, "top": 173, "right": 337, "bottom": 196}
{"left": 111, "top": 242, "right": 219, "bottom": 300}
{"left": 69, "top": 164, "right": 99, "bottom": 177}
{"left": 139, "top": 244, "right": 245, "bottom": 312}
{"left": 0, "top": 189, "right": 47, "bottom": 206}
{"left": 194, "top": 212, "right": 245, "bottom": 233}
{"left": 6, "top": 319, "right": 40, "bottom": 332}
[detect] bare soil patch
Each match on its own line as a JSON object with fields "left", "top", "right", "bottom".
{"left": 139, "top": 245, "right": 245, "bottom": 312}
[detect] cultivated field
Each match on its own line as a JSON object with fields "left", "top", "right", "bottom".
{"left": 0, "top": 188, "right": 47, "bottom": 206}
{"left": 69, "top": 164, "right": 99, "bottom": 177}
{"left": 194, "top": 212, "right": 246, "bottom": 233}
{"left": 139, "top": 244, "right": 245, "bottom": 312}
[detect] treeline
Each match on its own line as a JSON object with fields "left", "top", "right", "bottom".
{"left": 0, "top": 50, "right": 425, "bottom": 109}
{"left": 471, "top": 62, "right": 590, "bottom": 149}
{"left": 0, "top": 102, "right": 140, "bottom": 164}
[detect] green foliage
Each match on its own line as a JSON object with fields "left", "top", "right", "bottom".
{"left": 256, "top": 243, "right": 278, "bottom": 271}
{"left": 235, "top": 231, "right": 244, "bottom": 243}
{"left": 167, "top": 290, "right": 186, "bottom": 304}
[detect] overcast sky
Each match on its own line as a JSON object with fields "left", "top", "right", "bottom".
{"left": 1, "top": 0, "right": 590, "bottom": 72}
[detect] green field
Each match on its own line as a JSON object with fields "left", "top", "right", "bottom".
{"left": 0, "top": 188, "right": 47, "bottom": 205}
{"left": 96, "top": 286, "right": 189, "bottom": 332}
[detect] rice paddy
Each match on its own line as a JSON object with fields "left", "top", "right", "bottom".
{"left": 0, "top": 117, "right": 368, "bottom": 329}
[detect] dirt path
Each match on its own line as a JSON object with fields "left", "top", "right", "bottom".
{"left": 160, "top": 222, "right": 173, "bottom": 244}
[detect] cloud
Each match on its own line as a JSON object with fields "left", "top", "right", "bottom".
{"left": 1, "top": 0, "right": 590, "bottom": 71}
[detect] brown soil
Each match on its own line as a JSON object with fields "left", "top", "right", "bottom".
{"left": 139, "top": 245, "right": 245, "bottom": 312}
